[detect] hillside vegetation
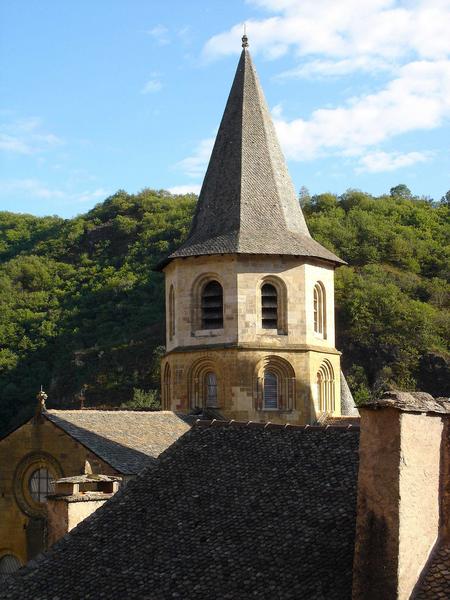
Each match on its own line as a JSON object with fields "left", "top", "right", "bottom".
{"left": 0, "top": 186, "right": 448, "bottom": 433}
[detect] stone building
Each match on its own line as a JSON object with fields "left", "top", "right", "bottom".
{"left": 158, "top": 36, "right": 345, "bottom": 424}
{"left": 0, "top": 392, "right": 448, "bottom": 599}
{"left": 0, "top": 401, "right": 189, "bottom": 576}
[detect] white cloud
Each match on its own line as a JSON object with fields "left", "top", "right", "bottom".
{"left": 197, "top": 1, "right": 450, "bottom": 173}
{"left": 0, "top": 117, "right": 63, "bottom": 154}
{"left": 277, "top": 56, "right": 394, "bottom": 79}
{"left": 205, "top": 0, "right": 450, "bottom": 72}
{"left": 0, "top": 179, "right": 66, "bottom": 199}
{"left": 141, "top": 79, "right": 163, "bottom": 94}
{"left": 168, "top": 184, "right": 201, "bottom": 195}
{"left": 76, "top": 188, "right": 109, "bottom": 203}
{"left": 273, "top": 60, "right": 450, "bottom": 160}
{"left": 146, "top": 24, "right": 170, "bottom": 45}
{"left": 0, "top": 179, "right": 108, "bottom": 204}
{"left": 356, "top": 151, "right": 430, "bottom": 173}
{"left": 176, "top": 137, "right": 215, "bottom": 178}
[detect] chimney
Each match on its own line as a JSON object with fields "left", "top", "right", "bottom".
{"left": 46, "top": 474, "right": 121, "bottom": 547}
{"left": 352, "top": 391, "right": 449, "bottom": 600}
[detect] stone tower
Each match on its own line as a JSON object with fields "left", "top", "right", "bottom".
{"left": 158, "top": 36, "right": 345, "bottom": 424}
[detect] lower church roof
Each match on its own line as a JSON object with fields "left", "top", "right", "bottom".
{"left": 1, "top": 422, "right": 359, "bottom": 600}
{"left": 44, "top": 410, "right": 191, "bottom": 475}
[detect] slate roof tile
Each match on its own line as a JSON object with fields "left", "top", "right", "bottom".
{"left": 44, "top": 409, "right": 191, "bottom": 475}
{"left": 415, "top": 544, "right": 450, "bottom": 599}
{"left": 0, "top": 423, "right": 359, "bottom": 600}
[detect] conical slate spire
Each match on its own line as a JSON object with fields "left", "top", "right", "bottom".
{"left": 165, "top": 43, "right": 344, "bottom": 266}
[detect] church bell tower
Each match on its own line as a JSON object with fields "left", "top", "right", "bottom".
{"left": 157, "top": 36, "right": 345, "bottom": 424}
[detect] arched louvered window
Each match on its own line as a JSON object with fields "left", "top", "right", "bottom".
{"left": 205, "top": 372, "right": 218, "bottom": 408}
{"left": 261, "top": 283, "right": 278, "bottom": 329}
{"left": 313, "top": 282, "right": 326, "bottom": 337}
{"left": 263, "top": 370, "right": 279, "bottom": 409}
{"left": 201, "top": 281, "right": 223, "bottom": 329}
{"left": 317, "top": 360, "right": 335, "bottom": 412}
{"left": 168, "top": 285, "right": 175, "bottom": 340}
{"left": 0, "top": 555, "right": 22, "bottom": 580}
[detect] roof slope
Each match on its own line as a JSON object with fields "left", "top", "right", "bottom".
{"left": 415, "top": 543, "right": 450, "bottom": 599}
{"left": 163, "top": 45, "right": 344, "bottom": 268}
{"left": 45, "top": 410, "right": 190, "bottom": 475}
{"left": 341, "top": 371, "right": 359, "bottom": 417}
{"left": 1, "top": 422, "right": 359, "bottom": 600}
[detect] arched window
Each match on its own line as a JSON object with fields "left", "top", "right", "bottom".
{"left": 317, "top": 360, "right": 335, "bottom": 412}
{"left": 163, "top": 363, "right": 171, "bottom": 410}
{"left": 255, "top": 357, "right": 295, "bottom": 411}
{"left": 263, "top": 370, "right": 279, "bottom": 409}
{"left": 28, "top": 468, "right": 54, "bottom": 503}
{"left": 168, "top": 285, "right": 175, "bottom": 340}
{"left": 313, "top": 282, "right": 326, "bottom": 337}
{"left": 201, "top": 281, "right": 223, "bottom": 329}
{"left": 261, "top": 283, "right": 278, "bottom": 329}
{"left": 0, "top": 555, "right": 22, "bottom": 580}
{"left": 205, "top": 372, "right": 218, "bottom": 408}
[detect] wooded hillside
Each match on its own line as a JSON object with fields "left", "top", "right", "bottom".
{"left": 0, "top": 186, "right": 448, "bottom": 433}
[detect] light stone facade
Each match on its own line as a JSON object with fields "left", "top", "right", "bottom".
{"left": 161, "top": 254, "right": 341, "bottom": 424}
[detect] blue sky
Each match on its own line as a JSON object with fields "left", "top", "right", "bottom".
{"left": 1, "top": 0, "right": 449, "bottom": 218}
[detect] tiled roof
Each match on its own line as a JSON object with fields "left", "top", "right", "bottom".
{"left": 157, "top": 48, "right": 344, "bottom": 270}
{"left": 415, "top": 543, "right": 450, "bottom": 599}
{"left": 44, "top": 410, "right": 191, "bottom": 475}
{"left": 0, "top": 421, "right": 359, "bottom": 600}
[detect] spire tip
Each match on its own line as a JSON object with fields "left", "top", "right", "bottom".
{"left": 242, "top": 23, "right": 249, "bottom": 48}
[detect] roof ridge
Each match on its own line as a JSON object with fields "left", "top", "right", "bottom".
{"left": 194, "top": 419, "right": 359, "bottom": 431}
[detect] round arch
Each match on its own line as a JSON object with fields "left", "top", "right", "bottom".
{"left": 257, "top": 275, "right": 288, "bottom": 334}
{"left": 0, "top": 551, "right": 22, "bottom": 580}
{"left": 317, "top": 359, "right": 335, "bottom": 412}
{"left": 313, "top": 281, "right": 327, "bottom": 338}
{"left": 254, "top": 355, "right": 296, "bottom": 411}
{"left": 187, "top": 357, "right": 223, "bottom": 409}
{"left": 190, "top": 272, "right": 224, "bottom": 332}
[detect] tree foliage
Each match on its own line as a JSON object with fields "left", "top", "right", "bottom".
{"left": 0, "top": 186, "right": 448, "bottom": 433}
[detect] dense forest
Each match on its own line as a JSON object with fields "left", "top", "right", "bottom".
{"left": 0, "top": 185, "right": 448, "bottom": 434}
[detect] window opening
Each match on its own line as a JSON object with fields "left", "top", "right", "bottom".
{"left": 0, "top": 555, "right": 22, "bottom": 579}
{"left": 261, "top": 283, "right": 278, "bottom": 329}
{"left": 201, "top": 281, "right": 223, "bottom": 329}
{"left": 317, "top": 361, "right": 335, "bottom": 412}
{"left": 314, "top": 283, "right": 326, "bottom": 336}
{"left": 263, "top": 370, "right": 278, "bottom": 409}
{"left": 29, "top": 468, "right": 54, "bottom": 503}
{"left": 169, "top": 285, "right": 175, "bottom": 340}
{"left": 205, "top": 372, "right": 218, "bottom": 408}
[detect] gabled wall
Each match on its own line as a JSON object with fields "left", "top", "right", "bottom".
{"left": 0, "top": 416, "right": 117, "bottom": 565}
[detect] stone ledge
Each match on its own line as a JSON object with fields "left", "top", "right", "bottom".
{"left": 360, "top": 390, "right": 450, "bottom": 415}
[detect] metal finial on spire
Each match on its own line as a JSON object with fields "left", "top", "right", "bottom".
{"left": 242, "top": 24, "right": 249, "bottom": 48}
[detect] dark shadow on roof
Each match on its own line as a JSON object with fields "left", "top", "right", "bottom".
{"left": 1, "top": 423, "right": 360, "bottom": 600}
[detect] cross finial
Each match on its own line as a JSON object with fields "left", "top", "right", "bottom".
{"left": 35, "top": 386, "right": 48, "bottom": 419}
{"left": 242, "top": 24, "right": 249, "bottom": 48}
